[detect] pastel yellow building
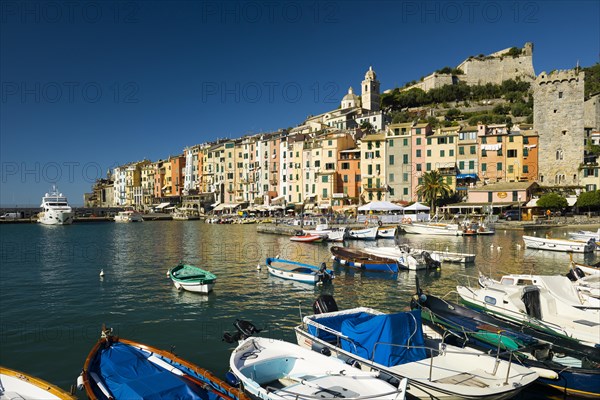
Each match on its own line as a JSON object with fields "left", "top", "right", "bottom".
{"left": 360, "top": 133, "right": 387, "bottom": 202}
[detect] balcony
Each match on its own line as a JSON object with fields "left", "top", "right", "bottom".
{"left": 362, "top": 184, "right": 387, "bottom": 192}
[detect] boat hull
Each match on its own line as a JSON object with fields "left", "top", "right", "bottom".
{"left": 377, "top": 227, "right": 397, "bottom": 238}
{"left": 169, "top": 264, "right": 217, "bottom": 294}
{"left": 523, "top": 235, "right": 595, "bottom": 253}
{"left": 401, "top": 223, "right": 463, "bottom": 236}
{"left": 38, "top": 210, "right": 73, "bottom": 225}
{"left": 330, "top": 246, "right": 399, "bottom": 272}
{"left": 347, "top": 226, "right": 378, "bottom": 240}
{"left": 0, "top": 367, "right": 75, "bottom": 400}
{"left": 266, "top": 258, "right": 333, "bottom": 285}
{"left": 290, "top": 234, "right": 322, "bottom": 243}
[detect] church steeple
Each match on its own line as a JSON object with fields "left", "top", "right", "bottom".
{"left": 361, "top": 66, "right": 380, "bottom": 112}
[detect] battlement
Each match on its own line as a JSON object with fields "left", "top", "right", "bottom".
{"left": 537, "top": 70, "right": 584, "bottom": 85}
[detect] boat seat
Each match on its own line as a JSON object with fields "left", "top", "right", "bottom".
{"left": 434, "top": 372, "right": 489, "bottom": 388}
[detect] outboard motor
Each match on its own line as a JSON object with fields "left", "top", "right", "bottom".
{"left": 422, "top": 251, "right": 441, "bottom": 269}
{"left": 222, "top": 319, "right": 261, "bottom": 343}
{"left": 566, "top": 267, "right": 586, "bottom": 281}
{"left": 313, "top": 295, "right": 338, "bottom": 314}
{"left": 316, "top": 263, "right": 333, "bottom": 285}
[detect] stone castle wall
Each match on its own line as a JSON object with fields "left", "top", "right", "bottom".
{"left": 403, "top": 73, "right": 454, "bottom": 92}
{"left": 534, "top": 70, "right": 585, "bottom": 186}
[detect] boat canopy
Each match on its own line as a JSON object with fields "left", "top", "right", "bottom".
{"left": 92, "top": 342, "right": 203, "bottom": 399}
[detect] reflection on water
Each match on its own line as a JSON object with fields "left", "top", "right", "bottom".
{"left": 0, "top": 222, "right": 597, "bottom": 398}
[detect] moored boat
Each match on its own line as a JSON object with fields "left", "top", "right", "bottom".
{"left": 1, "top": 366, "right": 75, "bottom": 399}
{"left": 377, "top": 226, "right": 397, "bottom": 238}
{"left": 522, "top": 235, "right": 596, "bottom": 253}
{"left": 289, "top": 232, "right": 323, "bottom": 243}
{"left": 302, "top": 223, "right": 345, "bottom": 242}
{"left": 568, "top": 228, "right": 600, "bottom": 242}
{"left": 79, "top": 326, "right": 248, "bottom": 400}
{"left": 347, "top": 226, "right": 378, "bottom": 240}
{"left": 295, "top": 295, "right": 539, "bottom": 399}
{"left": 330, "top": 246, "right": 399, "bottom": 272}
{"left": 230, "top": 336, "right": 407, "bottom": 400}
{"left": 400, "top": 218, "right": 464, "bottom": 236}
{"left": 169, "top": 263, "right": 217, "bottom": 294}
{"left": 37, "top": 186, "right": 73, "bottom": 225}
{"left": 361, "top": 246, "right": 440, "bottom": 270}
{"left": 411, "top": 289, "right": 600, "bottom": 399}
{"left": 114, "top": 210, "right": 144, "bottom": 223}
{"left": 266, "top": 258, "right": 333, "bottom": 285}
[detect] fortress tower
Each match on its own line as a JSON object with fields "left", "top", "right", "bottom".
{"left": 361, "top": 66, "right": 380, "bottom": 112}
{"left": 533, "top": 69, "right": 585, "bottom": 186}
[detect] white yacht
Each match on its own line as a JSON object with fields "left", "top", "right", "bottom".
{"left": 38, "top": 187, "right": 73, "bottom": 225}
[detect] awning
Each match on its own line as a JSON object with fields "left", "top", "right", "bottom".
{"left": 271, "top": 195, "right": 285, "bottom": 205}
{"left": 318, "top": 202, "right": 331, "bottom": 209}
{"left": 210, "top": 201, "right": 220, "bottom": 207}
{"left": 456, "top": 173, "right": 478, "bottom": 179}
{"left": 481, "top": 144, "right": 502, "bottom": 151}
{"left": 155, "top": 202, "right": 171, "bottom": 209}
{"left": 161, "top": 185, "right": 169, "bottom": 190}
{"left": 213, "top": 203, "right": 240, "bottom": 212}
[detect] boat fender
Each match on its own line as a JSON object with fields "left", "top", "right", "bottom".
{"left": 378, "top": 220, "right": 382, "bottom": 227}
{"left": 355, "top": 262, "right": 362, "bottom": 268}
{"left": 346, "top": 359, "right": 361, "bottom": 369}
{"left": 529, "top": 367, "right": 559, "bottom": 380}
{"left": 320, "top": 347, "right": 331, "bottom": 357}
{"left": 225, "top": 371, "right": 240, "bottom": 387}
{"left": 76, "top": 374, "right": 84, "bottom": 391}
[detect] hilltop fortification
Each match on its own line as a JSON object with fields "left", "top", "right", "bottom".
{"left": 403, "top": 42, "right": 535, "bottom": 92}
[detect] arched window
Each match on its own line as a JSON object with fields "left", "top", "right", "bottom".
{"left": 556, "top": 149, "right": 563, "bottom": 160}
{"left": 365, "top": 85, "right": 368, "bottom": 92}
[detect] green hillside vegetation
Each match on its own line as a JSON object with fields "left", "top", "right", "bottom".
{"left": 582, "top": 63, "right": 600, "bottom": 99}
{"left": 383, "top": 79, "right": 532, "bottom": 127}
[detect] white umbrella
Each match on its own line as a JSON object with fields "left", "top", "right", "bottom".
{"left": 357, "top": 201, "right": 403, "bottom": 212}
{"left": 403, "top": 202, "right": 430, "bottom": 211}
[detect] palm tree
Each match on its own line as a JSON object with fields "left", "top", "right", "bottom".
{"left": 416, "top": 170, "right": 452, "bottom": 215}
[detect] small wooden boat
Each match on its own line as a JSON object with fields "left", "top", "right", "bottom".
{"left": 79, "top": 326, "right": 248, "bottom": 400}
{"left": 169, "top": 263, "right": 217, "bottom": 294}
{"left": 522, "top": 235, "right": 596, "bottom": 253}
{"left": 361, "top": 246, "right": 440, "bottom": 270}
{"left": 377, "top": 226, "right": 397, "bottom": 238}
{"left": 330, "top": 246, "right": 399, "bottom": 273}
{"left": 347, "top": 226, "right": 378, "bottom": 240}
{"left": 289, "top": 232, "right": 323, "bottom": 243}
{"left": 0, "top": 366, "right": 75, "bottom": 399}
{"left": 266, "top": 258, "right": 333, "bottom": 284}
{"left": 230, "top": 336, "right": 407, "bottom": 400}
{"left": 412, "top": 290, "right": 600, "bottom": 399}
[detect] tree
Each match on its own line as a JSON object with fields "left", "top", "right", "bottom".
{"left": 537, "top": 193, "right": 568, "bottom": 210}
{"left": 576, "top": 190, "right": 600, "bottom": 211}
{"left": 416, "top": 171, "right": 452, "bottom": 215}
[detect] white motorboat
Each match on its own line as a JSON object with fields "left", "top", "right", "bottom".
{"left": 568, "top": 228, "right": 600, "bottom": 242}
{"left": 400, "top": 217, "right": 464, "bottom": 236}
{"left": 0, "top": 366, "right": 75, "bottom": 399}
{"left": 370, "top": 245, "right": 475, "bottom": 264}
{"left": 377, "top": 226, "right": 397, "bottom": 238}
{"left": 522, "top": 235, "right": 596, "bottom": 253}
{"left": 230, "top": 336, "right": 407, "bottom": 400}
{"left": 295, "top": 299, "right": 539, "bottom": 399}
{"left": 303, "top": 224, "right": 345, "bottom": 242}
{"left": 171, "top": 209, "right": 200, "bottom": 220}
{"left": 114, "top": 210, "right": 144, "bottom": 223}
{"left": 478, "top": 273, "right": 600, "bottom": 311}
{"left": 361, "top": 246, "right": 440, "bottom": 270}
{"left": 457, "top": 282, "right": 600, "bottom": 348}
{"left": 37, "top": 186, "right": 73, "bottom": 225}
{"left": 347, "top": 226, "right": 378, "bottom": 240}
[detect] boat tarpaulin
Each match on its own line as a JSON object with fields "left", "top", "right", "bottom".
{"left": 93, "top": 342, "right": 205, "bottom": 399}
{"left": 340, "top": 310, "right": 427, "bottom": 367}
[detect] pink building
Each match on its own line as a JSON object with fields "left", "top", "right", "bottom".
{"left": 410, "top": 124, "right": 433, "bottom": 201}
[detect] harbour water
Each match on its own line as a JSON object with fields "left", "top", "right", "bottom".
{"left": 0, "top": 222, "right": 597, "bottom": 398}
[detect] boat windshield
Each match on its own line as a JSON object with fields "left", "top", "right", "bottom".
{"left": 46, "top": 202, "right": 69, "bottom": 206}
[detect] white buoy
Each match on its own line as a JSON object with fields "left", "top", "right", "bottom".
{"left": 497, "top": 246, "right": 502, "bottom": 251}
{"left": 275, "top": 254, "right": 280, "bottom": 259}
{"left": 490, "top": 244, "right": 494, "bottom": 249}
{"left": 99, "top": 269, "right": 104, "bottom": 277}
{"left": 257, "top": 263, "right": 261, "bottom": 271}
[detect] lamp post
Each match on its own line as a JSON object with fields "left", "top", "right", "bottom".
{"left": 518, "top": 195, "right": 522, "bottom": 221}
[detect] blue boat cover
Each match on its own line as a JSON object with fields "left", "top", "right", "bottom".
{"left": 91, "top": 342, "right": 217, "bottom": 400}
{"left": 340, "top": 310, "right": 427, "bottom": 367}
{"left": 307, "top": 312, "right": 373, "bottom": 342}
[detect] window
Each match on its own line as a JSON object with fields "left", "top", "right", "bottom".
{"left": 470, "top": 146, "right": 476, "bottom": 155}
{"left": 482, "top": 150, "right": 487, "bottom": 157}
{"left": 356, "top": 174, "right": 361, "bottom": 182}
{"left": 556, "top": 149, "right": 563, "bottom": 160}
{"left": 403, "top": 188, "right": 408, "bottom": 195}
{"left": 508, "top": 165, "right": 514, "bottom": 173}
{"left": 325, "top": 163, "right": 335, "bottom": 170}
{"left": 343, "top": 175, "right": 348, "bottom": 183}
{"left": 416, "top": 128, "right": 421, "bottom": 134}
{"left": 315, "top": 160, "right": 321, "bottom": 167}
{"left": 375, "top": 151, "right": 380, "bottom": 158}
{"left": 459, "top": 147, "right": 464, "bottom": 155}
{"left": 469, "top": 160, "right": 474, "bottom": 170}
{"left": 389, "top": 173, "right": 395, "bottom": 182}
{"left": 418, "top": 177, "right": 423, "bottom": 185}
{"left": 523, "top": 137, "right": 529, "bottom": 144}
{"left": 523, "top": 165, "right": 529, "bottom": 173}
{"left": 328, "top": 140, "right": 332, "bottom": 146}
{"left": 389, "top": 155, "right": 395, "bottom": 165}
{"left": 559, "top": 91, "right": 563, "bottom": 98}
{"left": 328, "top": 150, "right": 332, "bottom": 157}
{"left": 322, "top": 188, "right": 327, "bottom": 198}
{"left": 482, "top": 163, "right": 487, "bottom": 172}
{"left": 427, "top": 138, "right": 431, "bottom": 145}
{"left": 390, "top": 140, "right": 394, "bottom": 147}
{"left": 497, "top": 136, "right": 502, "bottom": 143}
{"left": 416, "top": 150, "right": 422, "bottom": 157}
{"left": 321, "top": 175, "right": 328, "bottom": 183}
{"left": 507, "top": 149, "right": 517, "bottom": 158}
{"left": 403, "top": 173, "right": 408, "bottom": 182}
{"left": 497, "top": 149, "right": 502, "bottom": 156}
{"left": 427, "top": 149, "right": 431, "bottom": 157}
{"left": 496, "top": 162, "right": 502, "bottom": 172}
{"left": 416, "top": 138, "right": 421, "bottom": 145}
{"left": 403, "top": 154, "right": 409, "bottom": 164}
{"left": 368, "top": 165, "right": 372, "bottom": 175}
{"left": 403, "top": 138, "right": 408, "bottom": 146}
{"left": 341, "top": 162, "right": 350, "bottom": 170}
{"left": 481, "top": 137, "right": 487, "bottom": 144}
{"left": 523, "top": 147, "right": 529, "bottom": 157}
{"left": 426, "top": 163, "right": 431, "bottom": 171}
{"left": 459, "top": 161, "right": 465, "bottom": 169}
{"left": 509, "top": 136, "right": 514, "bottom": 143}
{"left": 449, "top": 137, "right": 454, "bottom": 144}
{"left": 438, "top": 137, "right": 447, "bottom": 145}
{"left": 416, "top": 164, "right": 422, "bottom": 171}
{"left": 449, "top": 149, "right": 454, "bottom": 157}
{"left": 488, "top": 192, "right": 493, "bottom": 202}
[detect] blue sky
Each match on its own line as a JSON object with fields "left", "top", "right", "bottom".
{"left": 1, "top": 0, "right": 599, "bottom": 206}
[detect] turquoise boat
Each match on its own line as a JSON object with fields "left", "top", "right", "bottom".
{"left": 169, "top": 264, "right": 217, "bottom": 294}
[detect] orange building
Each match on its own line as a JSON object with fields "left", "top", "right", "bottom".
{"left": 169, "top": 154, "right": 186, "bottom": 197}
{"left": 336, "top": 148, "right": 361, "bottom": 203}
